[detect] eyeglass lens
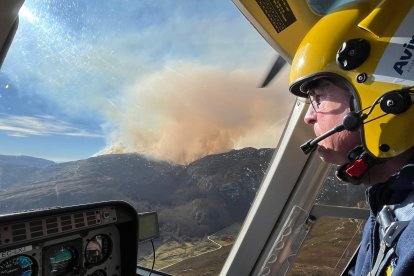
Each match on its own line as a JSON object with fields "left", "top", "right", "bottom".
{"left": 306, "top": 80, "right": 330, "bottom": 111}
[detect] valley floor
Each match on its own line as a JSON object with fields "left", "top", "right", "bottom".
{"left": 138, "top": 217, "right": 364, "bottom": 276}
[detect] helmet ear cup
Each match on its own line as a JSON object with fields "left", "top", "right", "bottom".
{"left": 379, "top": 89, "right": 413, "bottom": 114}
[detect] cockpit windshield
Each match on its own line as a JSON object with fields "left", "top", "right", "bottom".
{"left": 307, "top": 0, "right": 362, "bottom": 14}
{"left": 0, "top": 1, "right": 372, "bottom": 274}
{"left": 0, "top": 0, "right": 296, "bottom": 273}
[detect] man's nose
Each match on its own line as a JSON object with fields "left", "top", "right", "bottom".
{"left": 304, "top": 105, "right": 317, "bottom": 125}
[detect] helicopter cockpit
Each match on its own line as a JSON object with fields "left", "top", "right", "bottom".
{"left": 0, "top": 0, "right": 398, "bottom": 275}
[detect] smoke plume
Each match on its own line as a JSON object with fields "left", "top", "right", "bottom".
{"left": 97, "top": 62, "right": 295, "bottom": 164}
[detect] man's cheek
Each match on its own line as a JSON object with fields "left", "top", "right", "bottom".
{"left": 314, "top": 125, "right": 324, "bottom": 136}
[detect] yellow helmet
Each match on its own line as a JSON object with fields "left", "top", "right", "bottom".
{"left": 289, "top": 0, "right": 414, "bottom": 160}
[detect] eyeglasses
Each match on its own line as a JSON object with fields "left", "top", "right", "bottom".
{"left": 306, "top": 79, "right": 331, "bottom": 112}
{"left": 307, "top": 90, "right": 321, "bottom": 111}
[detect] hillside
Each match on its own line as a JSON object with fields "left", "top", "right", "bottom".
{"left": 0, "top": 155, "right": 56, "bottom": 189}
{"left": 0, "top": 149, "right": 368, "bottom": 275}
{"left": 0, "top": 155, "right": 55, "bottom": 168}
{"left": 0, "top": 148, "right": 274, "bottom": 241}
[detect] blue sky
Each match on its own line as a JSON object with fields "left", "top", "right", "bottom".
{"left": 0, "top": 0, "right": 294, "bottom": 163}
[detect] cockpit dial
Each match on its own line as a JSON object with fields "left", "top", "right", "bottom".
{"left": 48, "top": 246, "right": 78, "bottom": 275}
{"left": 0, "top": 255, "right": 37, "bottom": 276}
{"left": 85, "top": 234, "right": 112, "bottom": 267}
{"left": 90, "top": 269, "right": 107, "bottom": 276}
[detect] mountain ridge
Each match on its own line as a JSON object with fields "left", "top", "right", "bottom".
{"left": 0, "top": 149, "right": 365, "bottom": 242}
{"left": 0, "top": 154, "right": 55, "bottom": 168}
{"left": 0, "top": 148, "right": 274, "bottom": 240}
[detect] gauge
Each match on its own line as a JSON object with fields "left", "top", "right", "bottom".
{"left": 0, "top": 255, "right": 37, "bottom": 276}
{"left": 85, "top": 234, "right": 112, "bottom": 266}
{"left": 48, "top": 246, "right": 78, "bottom": 275}
{"left": 90, "top": 270, "right": 106, "bottom": 276}
{"left": 44, "top": 240, "right": 82, "bottom": 276}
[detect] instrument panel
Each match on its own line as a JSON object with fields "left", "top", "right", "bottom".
{"left": 0, "top": 201, "right": 138, "bottom": 276}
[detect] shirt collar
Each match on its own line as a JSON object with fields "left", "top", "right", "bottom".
{"left": 366, "top": 156, "right": 414, "bottom": 214}
{"left": 387, "top": 158, "right": 414, "bottom": 191}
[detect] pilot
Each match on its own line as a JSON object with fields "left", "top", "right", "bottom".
{"left": 287, "top": 4, "right": 414, "bottom": 276}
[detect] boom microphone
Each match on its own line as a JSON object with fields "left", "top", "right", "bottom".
{"left": 300, "top": 112, "right": 364, "bottom": 154}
